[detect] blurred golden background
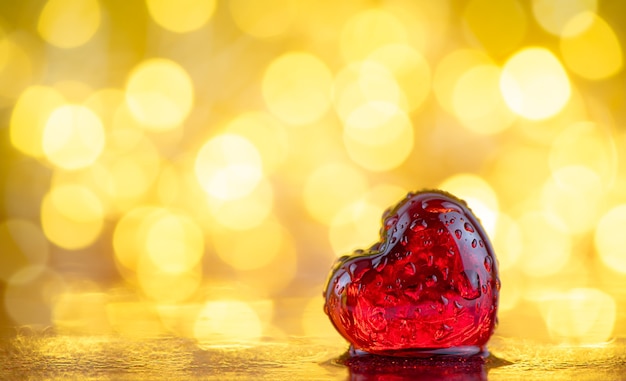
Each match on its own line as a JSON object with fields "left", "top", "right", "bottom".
{"left": 0, "top": 0, "right": 625, "bottom": 350}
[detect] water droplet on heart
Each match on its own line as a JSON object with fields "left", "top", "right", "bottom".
{"left": 437, "top": 227, "right": 445, "bottom": 235}
{"left": 425, "top": 274, "right": 438, "bottom": 287}
{"left": 441, "top": 295, "right": 449, "bottom": 306}
{"left": 441, "top": 267, "right": 449, "bottom": 280}
{"left": 405, "top": 262, "right": 416, "bottom": 275}
{"left": 479, "top": 239, "right": 484, "bottom": 247}
{"left": 400, "top": 235, "right": 409, "bottom": 246}
{"left": 455, "top": 229, "right": 462, "bottom": 239}
{"left": 410, "top": 218, "right": 427, "bottom": 231}
{"left": 464, "top": 222, "right": 474, "bottom": 232}
{"left": 384, "top": 216, "right": 398, "bottom": 230}
{"left": 484, "top": 256, "right": 493, "bottom": 272}
{"left": 454, "top": 300, "right": 463, "bottom": 309}
{"left": 427, "top": 255, "right": 434, "bottom": 266}
{"left": 458, "top": 270, "right": 481, "bottom": 300}
{"left": 481, "top": 283, "right": 488, "bottom": 294}
{"left": 373, "top": 256, "right": 387, "bottom": 272}
{"left": 447, "top": 248, "right": 455, "bottom": 256}
{"left": 471, "top": 239, "right": 478, "bottom": 248}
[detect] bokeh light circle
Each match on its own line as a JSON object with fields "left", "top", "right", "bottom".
{"left": 125, "top": 58, "right": 194, "bottom": 131}
{"left": 262, "top": 52, "right": 332, "bottom": 126}
{"left": 146, "top": 0, "right": 217, "bottom": 33}
{"left": 195, "top": 133, "right": 263, "bottom": 201}
{"left": 42, "top": 105, "right": 105, "bottom": 170}
{"left": 500, "top": 47, "right": 571, "bottom": 120}
{"left": 41, "top": 184, "right": 104, "bottom": 250}
{"left": 595, "top": 204, "right": 626, "bottom": 274}
{"left": 37, "top": 0, "right": 101, "bottom": 49}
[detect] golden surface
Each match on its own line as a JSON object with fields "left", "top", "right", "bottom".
{"left": 1, "top": 329, "right": 626, "bottom": 380}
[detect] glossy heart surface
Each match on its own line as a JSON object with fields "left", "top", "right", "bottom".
{"left": 323, "top": 190, "right": 500, "bottom": 356}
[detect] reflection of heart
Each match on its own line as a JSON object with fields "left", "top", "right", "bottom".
{"left": 324, "top": 190, "right": 500, "bottom": 356}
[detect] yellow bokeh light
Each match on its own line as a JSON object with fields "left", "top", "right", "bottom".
{"left": 452, "top": 65, "right": 516, "bottom": 135}
{"left": 125, "top": 58, "right": 194, "bottom": 130}
{"left": 41, "top": 184, "right": 104, "bottom": 250}
{"left": 438, "top": 173, "right": 499, "bottom": 237}
{"left": 146, "top": 0, "right": 216, "bottom": 33}
{"left": 500, "top": 47, "right": 571, "bottom": 120}
{"left": 0, "top": 36, "right": 34, "bottom": 105}
{"left": 90, "top": 126, "right": 161, "bottom": 212}
{"left": 333, "top": 61, "right": 403, "bottom": 122}
{"left": 235, "top": 234, "right": 298, "bottom": 297}
{"left": 301, "top": 296, "right": 342, "bottom": 340}
{"left": 517, "top": 211, "right": 572, "bottom": 277}
{"left": 195, "top": 133, "right": 263, "bottom": 201}
{"left": 53, "top": 291, "right": 111, "bottom": 335}
{"left": 343, "top": 101, "right": 414, "bottom": 172}
{"left": 0, "top": 219, "right": 49, "bottom": 282}
{"left": 344, "top": 101, "right": 409, "bottom": 149}
{"left": 329, "top": 184, "right": 406, "bottom": 256}
{"left": 10, "top": 86, "right": 65, "bottom": 158}
{"left": 37, "top": 0, "right": 100, "bottom": 48}
{"left": 487, "top": 144, "right": 551, "bottom": 208}
{"left": 433, "top": 49, "right": 493, "bottom": 114}
{"left": 42, "top": 105, "right": 105, "bottom": 170}
{"left": 595, "top": 204, "right": 626, "bottom": 274}
{"left": 514, "top": 85, "right": 588, "bottom": 145}
{"left": 262, "top": 52, "right": 332, "bottom": 126}
{"left": 223, "top": 112, "right": 289, "bottom": 174}
{"left": 560, "top": 13, "right": 623, "bottom": 80}
{"left": 340, "top": 9, "right": 409, "bottom": 63}
{"left": 194, "top": 300, "right": 263, "bottom": 348}
{"left": 497, "top": 269, "right": 523, "bottom": 312}
{"left": 367, "top": 44, "right": 431, "bottom": 112}
{"left": 84, "top": 88, "right": 125, "bottom": 127}
{"left": 113, "top": 206, "right": 161, "bottom": 271}
{"left": 541, "top": 166, "right": 603, "bottom": 234}
{"left": 4, "top": 267, "right": 65, "bottom": 326}
{"left": 106, "top": 302, "right": 167, "bottom": 337}
{"left": 137, "top": 256, "right": 202, "bottom": 303}
{"left": 303, "top": 162, "right": 368, "bottom": 226}
{"left": 144, "top": 210, "right": 204, "bottom": 274}
{"left": 463, "top": 0, "right": 527, "bottom": 57}
{"left": 532, "top": 0, "right": 598, "bottom": 37}
{"left": 229, "top": 0, "right": 297, "bottom": 39}
{"left": 53, "top": 80, "right": 93, "bottom": 103}
{"left": 213, "top": 218, "right": 285, "bottom": 271}
{"left": 206, "top": 178, "right": 274, "bottom": 231}
{"left": 545, "top": 288, "right": 616, "bottom": 344}
{"left": 156, "top": 164, "right": 180, "bottom": 206}
{"left": 549, "top": 121, "right": 617, "bottom": 187}
{"left": 491, "top": 213, "right": 522, "bottom": 271}
{"left": 329, "top": 201, "right": 382, "bottom": 257}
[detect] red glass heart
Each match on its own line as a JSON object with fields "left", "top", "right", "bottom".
{"left": 323, "top": 190, "right": 500, "bottom": 356}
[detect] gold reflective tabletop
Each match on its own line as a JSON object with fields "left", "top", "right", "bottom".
{"left": 2, "top": 332, "right": 625, "bottom": 380}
